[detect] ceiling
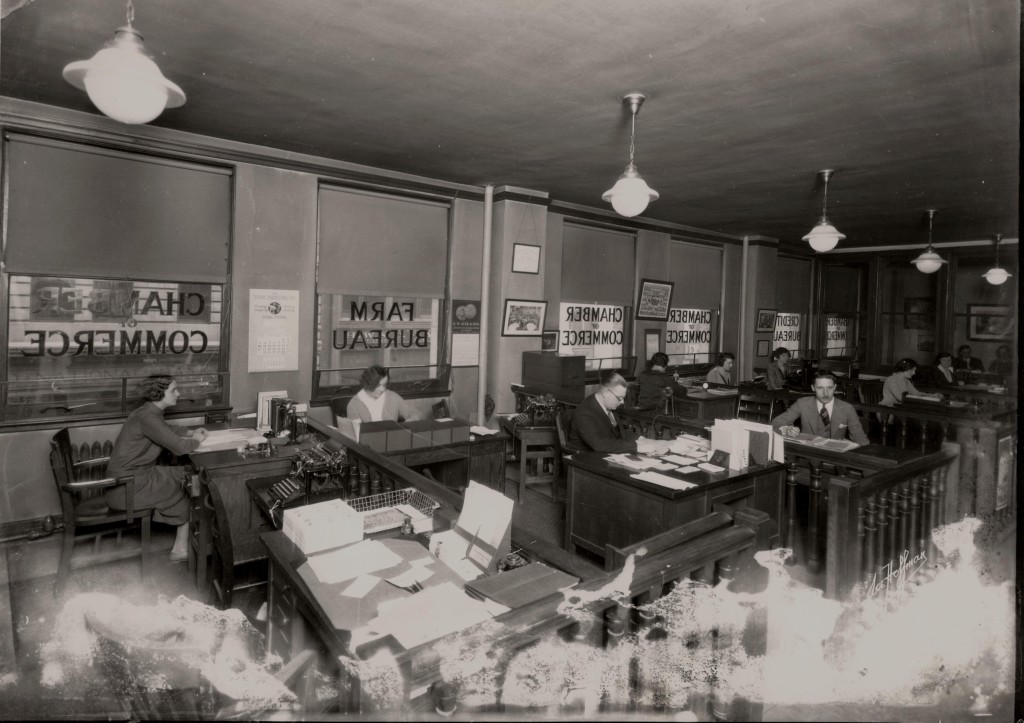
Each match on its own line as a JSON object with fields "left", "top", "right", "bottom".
{"left": 0, "top": 0, "right": 1019, "bottom": 249}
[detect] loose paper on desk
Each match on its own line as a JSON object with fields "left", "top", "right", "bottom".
{"left": 193, "top": 428, "right": 266, "bottom": 453}
{"left": 306, "top": 540, "right": 403, "bottom": 584}
{"left": 430, "top": 480, "right": 512, "bottom": 579}
{"left": 362, "top": 582, "right": 493, "bottom": 649}
{"left": 470, "top": 425, "right": 499, "bottom": 436}
{"left": 631, "top": 471, "right": 696, "bottom": 491}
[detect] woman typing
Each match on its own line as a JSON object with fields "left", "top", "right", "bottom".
{"left": 346, "top": 365, "right": 423, "bottom": 423}
{"left": 106, "top": 375, "right": 208, "bottom": 563}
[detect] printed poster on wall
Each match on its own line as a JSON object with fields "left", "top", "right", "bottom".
{"left": 248, "top": 289, "right": 299, "bottom": 372}
{"left": 825, "top": 316, "right": 853, "bottom": 357}
{"left": 451, "top": 299, "right": 481, "bottom": 367}
{"left": 666, "top": 308, "right": 713, "bottom": 362}
{"left": 558, "top": 302, "right": 624, "bottom": 364}
{"left": 773, "top": 312, "right": 802, "bottom": 357}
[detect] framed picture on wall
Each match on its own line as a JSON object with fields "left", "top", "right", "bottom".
{"left": 541, "top": 330, "right": 559, "bottom": 351}
{"left": 501, "top": 299, "right": 547, "bottom": 336}
{"left": 755, "top": 308, "right": 777, "bottom": 333}
{"left": 756, "top": 340, "right": 770, "bottom": 357}
{"left": 635, "top": 279, "right": 674, "bottom": 321}
{"left": 511, "top": 243, "right": 541, "bottom": 274}
{"left": 967, "top": 304, "right": 1014, "bottom": 341}
{"left": 903, "top": 297, "right": 935, "bottom": 330}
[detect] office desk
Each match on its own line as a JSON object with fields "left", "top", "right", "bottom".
{"left": 379, "top": 432, "right": 507, "bottom": 494}
{"left": 565, "top": 452, "right": 784, "bottom": 562}
{"left": 500, "top": 417, "right": 558, "bottom": 500}
{"left": 670, "top": 388, "right": 738, "bottom": 421}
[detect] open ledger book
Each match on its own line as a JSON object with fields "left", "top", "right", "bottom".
{"left": 785, "top": 433, "right": 860, "bottom": 453}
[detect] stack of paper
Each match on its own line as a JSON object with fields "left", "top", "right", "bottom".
{"left": 363, "top": 581, "right": 494, "bottom": 648}
{"left": 630, "top": 470, "right": 697, "bottom": 490}
{"left": 605, "top": 454, "right": 675, "bottom": 471}
{"left": 430, "top": 481, "right": 513, "bottom": 580}
{"left": 193, "top": 428, "right": 267, "bottom": 453}
{"left": 710, "top": 419, "right": 785, "bottom": 470}
{"left": 283, "top": 499, "right": 363, "bottom": 554}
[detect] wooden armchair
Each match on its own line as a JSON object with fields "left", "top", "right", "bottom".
{"left": 207, "top": 478, "right": 269, "bottom": 617}
{"left": 49, "top": 428, "right": 155, "bottom": 595}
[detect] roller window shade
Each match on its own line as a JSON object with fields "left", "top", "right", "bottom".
{"left": 670, "top": 241, "right": 723, "bottom": 309}
{"left": 4, "top": 135, "right": 230, "bottom": 282}
{"left": 776, "top": 257, "right": 812, "bottom": 315}
{"left": 561, "top": 224, "right": 635, "bottom": 306}
{"left": 318, "top": 186, "right": 449, "bottom": 297}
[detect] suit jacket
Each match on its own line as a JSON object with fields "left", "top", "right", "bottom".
{"left": 771, "top": 396, "right": 869, "bottom": 446}
{"left": 568, "top": 393, "right": 638, "bottom": 453}
{"left": 766, "top": 363, "right": 787, "bottom": 390}
{"left": 927, "top": 365, "right": 956, "bottom": 389}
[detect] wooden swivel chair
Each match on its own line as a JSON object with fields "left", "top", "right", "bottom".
{"left": 207, "top": 478, "right": 270, "bottom": 616}
{"left": 736, "top": 394, "right": 772, "bottom": 423}
{"left": 49, "top": 428, "right": 155, "bottom": 595}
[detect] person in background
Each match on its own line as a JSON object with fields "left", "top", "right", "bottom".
{"left": 706, "top": 352, "right": 735, "bottom": 386}
{"left": 766, "top": 347, "right": 791, "bottom": 390}
{"left": 928, "top": 351, "right": 956, "bottom": 389}
{"left": 569, "top": 370, "right": 668, "bottom": 454}
{"left": 636, "top": 352, "right": 674, "bottom": 410}
{"left": 346, "top": 365, "right": 423, "bottom": 423}
{"left": 989, "top": 344, "right": 1013, "bottom": 379}
{"left": 772, "top": 370, "right": 868, "bottom": 445}
{"left": 106, "top": 375, "right": 209, "bottom": 563}
{"left": 881, "top": 358, "right": 941, "bottom": 406}
{"left": 953, "top": 344, "right": 985, "bottom": 380}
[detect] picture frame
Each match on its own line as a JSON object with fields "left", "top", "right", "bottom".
{"left": 635, "top": 279, "right": 674, "bottom": 321}
{"left": 511, "top": 243, "right": 541, "bottom": 274}
{"left": 501, "top": 299, "right": 547, "bottom": 336}
{"left": 967, "top": 304, "right": 1013, "bottom": 341}
{"left": 903, "top": 297, "right": 935, "bottom": 330}
{"left": 917, "top": 334, "right": 935, "bottom": 353}
{"left": 756, "top": 339, "right": 770, "bottom": 357}
{"left": 755, "top": 308, "right": 777, "bottom": 333}
{"left": 541, "top": 330, "right": 559, "bottom": 351}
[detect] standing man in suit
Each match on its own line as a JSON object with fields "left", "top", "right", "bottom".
{"left": 771, "top": 370, "right": 869, "bottom": 446}
{"left": 569, "top": 371, "right": 668, "bottom": 454}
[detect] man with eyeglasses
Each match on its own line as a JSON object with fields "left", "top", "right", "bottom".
{"left": 568, "top": 371, "right": 669, "bottom": 454}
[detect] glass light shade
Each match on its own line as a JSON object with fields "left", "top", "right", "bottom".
{"left": 602, "top": 164, "right": 659, "bottom": 218}
{"left": 911, "top": 250, "right": 946, "bottom": 274}
{"left": 63, "top": 28, "right": 185, "bottom": 125}
{"left": 802, "top": 221, "right": 845, "bottom": 252}
{"left": 982, "top": 267, "right": 1011, "bottom": 285}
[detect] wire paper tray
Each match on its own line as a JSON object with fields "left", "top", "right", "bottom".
{"left": 347, "top": 488, "right": 440, "bottom": 534}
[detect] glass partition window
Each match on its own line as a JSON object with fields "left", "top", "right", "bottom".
{"left": 313, "top": 293, "right": 444, "bottom": 400}
{"left": 4, "top": 274, "right": 226, "bottom": 422}
{"left": 773, "top": 312, "right": 804, "bottom": 358}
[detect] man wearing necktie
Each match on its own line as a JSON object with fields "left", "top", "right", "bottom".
{"left": 568, "top": 371, "right": 668, "bottom": 454}
{"left": 771, "top": 370, "right": 868, "bottom": 446}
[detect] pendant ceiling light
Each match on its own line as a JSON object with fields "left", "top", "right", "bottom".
{"left": 981, "top": 234, "right": 1012, "bottom": 285}
{"left": 802, "top": 169, "right": 845, "bottom": 252}
{"left": 910, "top": 209, "right": 947, "bottom": 274}
{"left": 602, "top": 93, "right": 659, "bottom": 218}
{"left": 62, "top": 0, "right": 185, "bottom": 125}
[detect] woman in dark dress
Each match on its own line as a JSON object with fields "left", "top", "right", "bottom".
{"left": 105, "top": 375, "right": 208, "bottom": 562}
{"left": 636, "top": 352, "right": 674, "bottom": 410}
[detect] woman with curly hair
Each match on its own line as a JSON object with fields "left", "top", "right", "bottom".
{"left": 106, "top": 375, "right": 208, "bottom": 562}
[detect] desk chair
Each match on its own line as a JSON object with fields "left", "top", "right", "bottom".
{"left": 49, "top": 428, "right": 155, "bottom": 596}
{"left": 207, "top": 478, "right": 269, "bottom": 617}
{"left": 736, "top": 394, "right": 773, "bottom": 423}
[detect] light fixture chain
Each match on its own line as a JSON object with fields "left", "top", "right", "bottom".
{"left": 821, "top": 175, "right": 829, "bottom": 218}
{"left": 126, "top": 0, "right": 135, "bottom": 27}
{"left": 629, "top": 111, "right": 636, "bottom": 165}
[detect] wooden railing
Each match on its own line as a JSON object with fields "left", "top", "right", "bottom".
{"left": 355, "top": 507, "right": 774, "bottom": 720}
{"left": 824, "top": 444, "right": 960, "bottom": 599}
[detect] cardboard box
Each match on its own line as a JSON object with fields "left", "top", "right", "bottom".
{"left": 404, "top": 420, "right": 435, "bottom": 448}
{"left": 359, "top": 420, "right": 402, "bottom": 452}
{"left": 386, "top": 427, "right": 412, "bottom": 451}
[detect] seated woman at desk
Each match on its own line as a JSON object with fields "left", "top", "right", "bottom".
{"left": 346, "top": 365, "right": 423, "bottom": 423}
{"left": 928, "top": 351, "right": 957, "bottom": 389}
{"left": 106, "top": 375, "right": 208, "bottom": 563}
{"left": 881, "top": 358, "right": 941, "bottom": 406}
{"left": 636, "top": 352, "right": 674, "bottom": 409}
{"left": 766, "top": 347, "right": 791, "bottom": 390}
{"left": 989, "top": 344, "right": 1013, "bottom": 380}
{"left": 705, "top": 352, "right": 735, "bottom": 385}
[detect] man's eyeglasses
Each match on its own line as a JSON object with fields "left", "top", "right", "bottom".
{"left": 608, "top": 390, "right": 627, "bottom": 403}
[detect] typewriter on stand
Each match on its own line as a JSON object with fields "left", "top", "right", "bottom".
{"left": 266, "top": 443, "right": 349, "bottom": 513}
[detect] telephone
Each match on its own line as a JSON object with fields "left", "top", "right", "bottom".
{"left": 268, "top": 477, "right": 305, "bottom": 508}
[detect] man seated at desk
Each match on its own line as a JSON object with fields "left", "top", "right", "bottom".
{"left": 953, "top": 344, "right": 985, "bottom": 380}
{"left": 346, "top": 364, "right": 424, "bottom": 423}
{"left": 569, "top": 371, "right": 669, "bottom": 454}
{"left": 771, "top": 370, "right": 869, "bottom": 446}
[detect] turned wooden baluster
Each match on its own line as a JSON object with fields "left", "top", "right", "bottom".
{"left": 915, "top": 475, "right": 930, "bottom": 561}
{"left": 907, "top": 475, "right": 922, "bottom": 558}
{"left": 784, "top": 461, "right": 799, "bottom": 551}
{"left": 862, "top": 494, "right": 877, "bottom": 588}
{"left": 935, "top": 464, "right": 948, "bottom": 528}
{"left": 927, "top": 468, "right": 942, "bottom": 562}
{"left": 605, "top": 598, "right": 628, "bottom": 648}
{"left": 886, "top": 487, "right": 900, "bottom": 565}
{"left": 880, "top": 415, "right": 891, "bottom": 446}
{"left": 898, "top": 416, "right": 909, "bottom": 450}
{"left": 919, "top": 421, "right": 930, "bottom": 453}
{"left": 807, "top": 462, "right": 823, "bottom": 575}
{"left": 692, "top": 561, "right": 716, "bottom": 585}
{"left": 898, "top": 481, "right": 912, "bottom": 557}
{"left": 875, "top": 492, "right": 890, "bottom": 567}
{"left": 855, "top": 501, "right": 866, "bottom": 593}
